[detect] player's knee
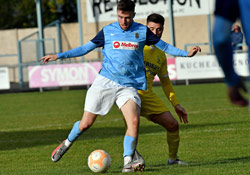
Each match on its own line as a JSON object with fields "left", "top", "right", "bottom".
{"left": 167, "top": 120, "right": 179, "bottom": 132}
{"left": 127, "top": 115, "right": 139, "bottom": 129}
{"left": 131, "top": 115, "right": 139, "bottom": 125}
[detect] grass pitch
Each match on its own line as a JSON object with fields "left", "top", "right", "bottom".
{"left": 0, "top": 83, "right": 250, "bottom": 175}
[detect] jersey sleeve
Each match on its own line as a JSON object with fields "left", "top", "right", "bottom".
{"left": 91, "top": 29, "right": 105, "bottom": 47}
{"left": 57, "top": 41, "right": 98, "bottom": 58}
{"left": 160, "top": 75, "right": 179, "bottom": 107}
{"left": 145, "top": 27, "right": 161, "bottom": 45}
{"left": 158, "top": 54, "right": 179, "bottom": 107}
{"left": 57, "top": 29, "right": 105, "bottom": 59}
{"left": 155, "top": 40, "right": 188, "bottom": 57}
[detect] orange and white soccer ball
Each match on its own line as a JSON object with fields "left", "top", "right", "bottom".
{"left": 88, "top": 149, "right": 111, "bottom": 173}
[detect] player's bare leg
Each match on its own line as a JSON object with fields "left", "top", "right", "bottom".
{"left": 121, "top": 100, "right": 145, "bottom": 172}
{"left": 79, "top": 111, "right": 98, "bottom": 131}
{"left": 121, "top": 100, "right": 140, "bottom": 138}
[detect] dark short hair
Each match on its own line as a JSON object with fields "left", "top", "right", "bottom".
{"left": 117, "top": 0, "right": 135, "bottom": 12}
{"left": 147, "top": 13, "right": 165, "bottom": 26}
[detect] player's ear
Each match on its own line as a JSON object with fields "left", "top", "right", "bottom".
{"left": 132, "top": 12, "right": 136, "bottom": 18}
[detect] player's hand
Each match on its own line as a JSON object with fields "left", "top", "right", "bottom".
{"left": 40, "top": 54, "right": 58, "bottom": 64}
{"left": 227, "top": 80, "right": 248, "bottom": 107}
{"left": 174, "top": 104, "right": 188, "bottom": 124}
{"left": 187, "top": 46, "right": 201, "bottom": 57}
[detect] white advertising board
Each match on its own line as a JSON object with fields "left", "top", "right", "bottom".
{"left": 86, "top": 0, "right": 211, "bottom": 23}
{"left": 233, "top": 53, "right": 249, "bottom": 76}
{"left": 176, "top": 53, "right": 249, "bottom": 80}
{"left": 0, "top": 67, "right": 10, "bottom": 90}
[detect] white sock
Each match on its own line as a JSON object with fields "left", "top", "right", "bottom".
{"left": 124, "top": 156, "right": 132, "bottom": 166}
{"left": 64, "top": 139, "right": 72, "bottom": 147}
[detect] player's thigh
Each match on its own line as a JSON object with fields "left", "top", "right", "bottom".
{"left": 116, "top": 87, "right": 141, "bottom": 131}
{"left": 120, "top": 99, "right": 140, "bottom": 125}
{"left": 118, "top": 87, "right": 141, "bottom": 124}
{"left": 120, "top": 100, "right": 140, "bottom": 137}
{"left": 149, "top": 112, "right": 178, "bottom": 132}
{"left": 140, "top": 93, "right": 178, "bottom": 131}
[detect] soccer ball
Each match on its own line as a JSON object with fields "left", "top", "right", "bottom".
{"left": 88, "top": 149, "right": 111, "bottom": 173}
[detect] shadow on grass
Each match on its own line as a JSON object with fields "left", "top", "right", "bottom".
{"left": 187, "top": 156, "right": 250, "bottom": 167}
{"left": 0, "top": 121, "right": 246, "bottom": 151}
{"left": 143, "top": 156, "right": 250, "bottom": 173}
{"left": 0, "top": 125, "right": 164, "bottom": 151}
{"left": 180, "top": 121, "right": 247, "bottom": 130}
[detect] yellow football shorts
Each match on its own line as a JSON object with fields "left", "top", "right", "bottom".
{"left": 139, "top": 90, "right": 169, "bottom": 118}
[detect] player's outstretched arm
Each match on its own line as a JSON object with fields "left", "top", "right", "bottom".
{"left": 40, "top": 54, "right": 58, "bottom": 64}
{"left": 187, "top": 46, "right": 201, "bottom": 57}
{"left": 154, "top": 40, "right": 201, "bottom": 57}
{"left": 174, "top": 104, "right": 188, "bottom": 124}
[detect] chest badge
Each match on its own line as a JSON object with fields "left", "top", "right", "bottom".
{"left": 135, "top": 32, "right": 139, "bottom": 38}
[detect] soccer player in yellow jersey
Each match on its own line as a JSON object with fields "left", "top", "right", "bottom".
{"left": 138, "top": 13, "right": 201, "bottom": 165}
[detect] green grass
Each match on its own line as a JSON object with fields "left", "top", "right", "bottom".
{"left": 0, "top": 83, "right": 250, "bottom": 175}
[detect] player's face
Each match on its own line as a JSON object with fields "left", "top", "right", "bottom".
{"left": 117, "top": 10, "right": 135, "bottom": 30}
{"left": 147, "top": 22, "right": 164, "bottom": 38}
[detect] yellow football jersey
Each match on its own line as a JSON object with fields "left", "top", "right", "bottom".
{"left": 143, "top": 45, "right": 168, "bottom": 91}
{"left": 138, "top": 45, "right": 179, "bottom": 117}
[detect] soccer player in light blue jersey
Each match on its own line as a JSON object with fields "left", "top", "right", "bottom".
{"left": 40, "top": 0, "right": 200, "bottom": 172}
{"left": 213, "top": 0, "right": 250, "bottom": 107}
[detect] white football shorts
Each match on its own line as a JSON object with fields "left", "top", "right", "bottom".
{"left": 84, "top": 74, "right": 141, "bottom": 116}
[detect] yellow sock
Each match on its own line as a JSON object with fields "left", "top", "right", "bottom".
{"left": 167, "top": 130, "right": 180, "bottom": 160}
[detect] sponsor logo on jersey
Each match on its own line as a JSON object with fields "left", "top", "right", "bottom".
{"left": 113, "top": 41, "right": 120, "bottom": 48}
{"left": 113, "top": 41, "right": 139, "bottom": 50}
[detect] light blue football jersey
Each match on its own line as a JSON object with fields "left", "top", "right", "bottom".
{"left": 99, "top": 22, "right": 148, "bottom": 90}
